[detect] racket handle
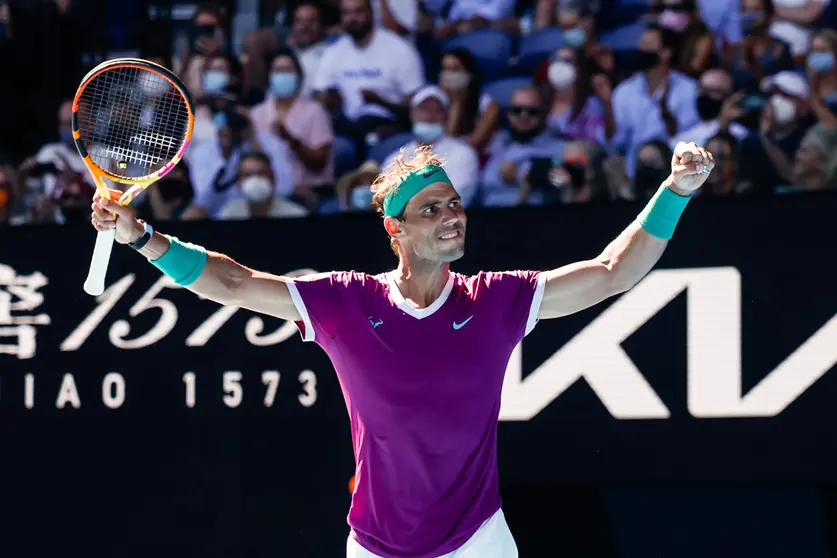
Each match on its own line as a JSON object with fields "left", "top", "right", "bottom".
{"left": 84, "top": 228, "right": 116, "bottom": 296}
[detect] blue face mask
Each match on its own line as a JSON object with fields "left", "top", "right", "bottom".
{"left": 808, "top": 51, "right": 835, "bottom": 73}
{"left": 203, "top": 70, "right": 229, "bottom": 95}
{"left": 270, "top": 72, "right": 299, "bottom": 98}
{"left": 412, "top": 122, "right": 445, "bottom": 143}
{"left": 564, "top": 27, "right": 587, "bottom": 48}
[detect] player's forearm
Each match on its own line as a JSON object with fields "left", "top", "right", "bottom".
{"left": 597, "top": 221, "right": 668, "bottom": 293}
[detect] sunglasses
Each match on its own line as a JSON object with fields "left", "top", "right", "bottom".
{"left": 508, "top": 106, "right": 542, "bottom": 117}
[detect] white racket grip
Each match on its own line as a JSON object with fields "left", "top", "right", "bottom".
{"left": 84, "top": 228, "right": 116, "bottom": 296}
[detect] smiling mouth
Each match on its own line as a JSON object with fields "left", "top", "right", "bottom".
{"left": 438, "top": 230, "right": 462, "bottom": 240}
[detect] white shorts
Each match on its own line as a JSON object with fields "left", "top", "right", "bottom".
{"left": 346, "top": 508, "right": 518, "bottom": 558}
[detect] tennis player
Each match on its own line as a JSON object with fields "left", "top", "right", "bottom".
{"left": 90, "top": 141, "right": 713, "bottom": 558}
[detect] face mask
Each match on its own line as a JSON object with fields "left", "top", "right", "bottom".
{"left": 564, "top": 27, "right": 587, "bottom": 48}
{"left": 548, "top": 61, "right": 577, "bottom": 89}
{"left": 351, "top": 185, "right": 373, "bottom": 209}
{"left": 140, "top": 73, "right": 171, "bottom": 97}
{"left": 635, "top": 50, "right": 660, "bottom": 72}
{"left": 203, "top": 70, "right": 229, "bottom": 95}
{"left": 440, "top": 70, "right": 471, "bottom": 90}
{"left": 239, "top": 176, "right": 273, "bottom": 203}
{"left": 635, "top": 163, "right": 669, "bottom": 191}
{"left": 696, "top": 94, "right": 723, "bottom": 121}
{"left": 659, "top": 10, "right": 690, "bottom": 32}
{"left": 770, "top": 94, "right": 796, "bottom": 125}
{"left": 270, "top": 72, "right": 299, "bottom": 98}
{"left": 741, "top": 12, "right": 763, "bottom": 35}
{"left": 60, "top": 130, "right": 74, "bottom": 144}
{"left": 413, "top": 122, "right": 445, "bottom": 143}
{"left": 808, "top": 51, "right": 835, "bottom": 73}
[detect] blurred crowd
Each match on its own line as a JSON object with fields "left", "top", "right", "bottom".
{"left": 2, "top": 0, "right": 837, "bottom": 227}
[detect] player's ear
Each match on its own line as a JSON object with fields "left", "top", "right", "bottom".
{"left": 383, "top": 216, "right": 402, "bottom": 238}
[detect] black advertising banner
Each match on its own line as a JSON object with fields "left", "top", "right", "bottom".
{"left": 2, "top": 194, "right": 837, "bottom": 556}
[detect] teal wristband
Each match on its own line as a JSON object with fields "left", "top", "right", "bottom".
{"left": 150, "top": 236, "right": 208, "bottom": 286}
{"left": 636, "top": 184, "right": 691, "bottom": 240}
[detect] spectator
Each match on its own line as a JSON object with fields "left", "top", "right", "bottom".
{"left": 314, "top": 0, "right": 425, "bottom": 154}
{"left": 250, "top": 48, "right": 335, "bottom": 212}
{"left": 173, "top": 3, "right": 228, "bottom": 100}
{"left": 217, "top": 152, "right": 309, "bottom": 219}
{"left": 180, "top": 110, "right": 294, "bottom": 220}
{"left": 806, "top": 29, "right": 837, "bottom": 127}
{"left": 652, "top": 0, "right": 718, "bottom": 79}
{"left": 544, "top": 45, "right": 615, "bottom": 144}
{"left": 480, "top": 86, "right": 565, "bottom": 207}
{"left": 20, "top": 100, "right": 94, "bottom": 200}
{"left": 290, "top": 2, "right": 329, "bottom": 94}
{"left": 0, "top": 163, "right": 23, "bottom": 226}
{"left": 438, "top": 49, "right": 501, "bottom": 152}
{"left": 532, "top": 0, "right": 599, "bottom": 44}
{"left": 702, "top": 133, "right": 739, "bottom": 195}
{"left": 732, "top": 0, "right": 794, "bottom": 90}
{"left": 381, "top": 85, "right": 480, "bottom": 206}
{"left": 336, "top": 159, "right": 381, "bottom": 211}
{"left": 632, "top": 139, "right": 673, "bottom": 200}
{"left": 736, "top": 71, "right": 815, "bottom": 193}
{"left": 191, "top": 54, "right": 245, "bottom": 145}
{"left": 696, "top": 0, "right": 742, "bottom": 61}
{"left": 371, "top": 0, "right": 418, "bottom": 35}
{"left": 135, "top": 161, "right": 194, "bottom": 222}
{"left": 768, "top": 0, "right": 829, "bottom": 60}
{"left": 518, "top": 139, "right": 610, "bottom": 205}
{"left": 669, "top": 68, "right": 749, "bottom": 148}
{"left": 435, "top": 0, "right": 516, "bottom": 38}
{"left": 787, "top": 123, "right": 837, "bottom": 191}
{"left": 610, "top": 25, "right": 699, "bottom": 179}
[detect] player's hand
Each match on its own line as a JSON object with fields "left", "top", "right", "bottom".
{"left": 90, "top": 188, "right": 143, "bottom": 245}
{"left": 668, "top": 142, "right": 714, "bottom": 194}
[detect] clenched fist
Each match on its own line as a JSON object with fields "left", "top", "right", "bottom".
{"left": 667, "top": 141, "right": 715, "bottom": 195}
{"left": 90, "top": 188, "right": 144, "bottom": 245}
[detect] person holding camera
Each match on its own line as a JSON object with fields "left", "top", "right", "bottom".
{"left": 173, "top": 3, "right": 228, "bottom": 99}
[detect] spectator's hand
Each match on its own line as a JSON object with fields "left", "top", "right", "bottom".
{"left": 760, "top": 101, "right": 775, "bottom": 135}
{"left": 719, "top": 91, "right": 746, "bottom": 126}
{"left": 500, "top": 161, "right": 519, "bottom": 183}
{"left": 591, "top": 74, "right": 613, "bottom": 103}
{"left": 275, "top": 121, "right": 292, "bottom": 142}
{"left": 361, "top": 89, "right": 385, "bottom": 105}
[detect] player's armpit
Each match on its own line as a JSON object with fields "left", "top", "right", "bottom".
{"left": 187, "top": 253, "right": 302, "bottom": 321}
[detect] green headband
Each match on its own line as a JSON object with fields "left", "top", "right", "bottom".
{"left": 382, "top": 164, "right": 452, "bottom": 217}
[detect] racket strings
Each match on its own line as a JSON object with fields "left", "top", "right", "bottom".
{"left": 77, "top": 66, "right": 190, "bottom": 179}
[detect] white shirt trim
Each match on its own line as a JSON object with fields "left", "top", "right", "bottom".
{"left": 524, "top": 273, "right": 547, "bottom": 337}
{"left": 285, "top": 280, "right": 315, "bottom": 342}
{"left": 386, "top": 271, "right": 454, "bottom": 320}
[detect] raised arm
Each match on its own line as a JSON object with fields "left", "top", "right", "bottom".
{"left": 538, "top": 142, "right": 714, "bottom": 319}
{"left": 90, "top": 191, "right": 301, "bottom": 321}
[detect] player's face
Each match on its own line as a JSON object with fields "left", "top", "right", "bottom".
{"left": 398, "top": 182, "right": 466, "bottom": 263}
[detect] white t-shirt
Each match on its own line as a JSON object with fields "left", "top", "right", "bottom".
{"left": 34, "top": 142, "right": 93, "bottom": 196}
{"left": 296, "top": 41, "right": 329, "bottom": 96}
{"left": 372, "top": 0, "right": 419, "bottom": 32}
{"left": 218, "top": 196, "right": 309, "bottom": 220}
{"left": 769, "top": 0, "right": 828, "bottom": 55}
{"left": 313, "top": 28, "right": 425, "bottom": 121}
{"left": 383, "top": 136, "right": 480, "bottom": 207}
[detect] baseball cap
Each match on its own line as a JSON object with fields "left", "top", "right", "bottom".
{"left": 410, "top": 85, "right": 450, "bottom": 111}
{"left": 761, "top": 71, "right": 810, "bottom": 99}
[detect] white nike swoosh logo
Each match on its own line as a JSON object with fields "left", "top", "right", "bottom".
{"left": 453, "top": 316, "right": 473, "bottom": 330}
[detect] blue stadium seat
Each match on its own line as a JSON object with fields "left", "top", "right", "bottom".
{"left": 444, "top": 29, "right": 515, "bottom": 81}
{"left": 368, "top": 133, "right": 414, "bottom": 164}
{"left": 484, "top": 77, "right": 533, "bottom": 108}
{"left": 516, "top": 27, "right": 565, "bottom": 74}
{"left": 599, "top": 22, "right": 648, "bottom": 51}
{"left": 332, "top": 135, "right": 358, "bottom": 178}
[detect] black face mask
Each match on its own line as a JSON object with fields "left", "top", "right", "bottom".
{"left": 635, "top": 164, "right": 669, "bottom": 196}
{"left": 696, "top": 94, "right": 723, "bottom": 121}
{"left": 635, "top": 50, "right": 660, "bottom": 72}
{"left": 563, "top": 162, "right": 587, "bottom": 189}
{"left": 158, "top": 179, "right": 194, "bottom": 203}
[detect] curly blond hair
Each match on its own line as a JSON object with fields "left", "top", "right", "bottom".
{"left": 370, "top": 144, "right": 446, "bottom": 218}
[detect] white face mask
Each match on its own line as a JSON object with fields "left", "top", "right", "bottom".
{"left": 240, "top": 176, "right": 273, "bottom": 203}
{"left": 548, "top": 61, "right": 576, "bottom": 89}
{"left": 770, "top": 94, "right": 796, "bottom": 125}
{"left": 440, "top": 70, "right": 471, "bottom": 90}
{"left": 139, "top": 73, "right": 170, "bottom": 97}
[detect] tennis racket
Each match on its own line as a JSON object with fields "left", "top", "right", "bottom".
{"left": 72, "top": 57, "right": 194, "bottom": 296}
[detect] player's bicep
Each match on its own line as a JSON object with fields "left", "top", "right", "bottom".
{"left": 237, "top": 271, "right": 302, "bottom": 321}
{"left": 539, "top": 259, "right": 620, "bottom": 319}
